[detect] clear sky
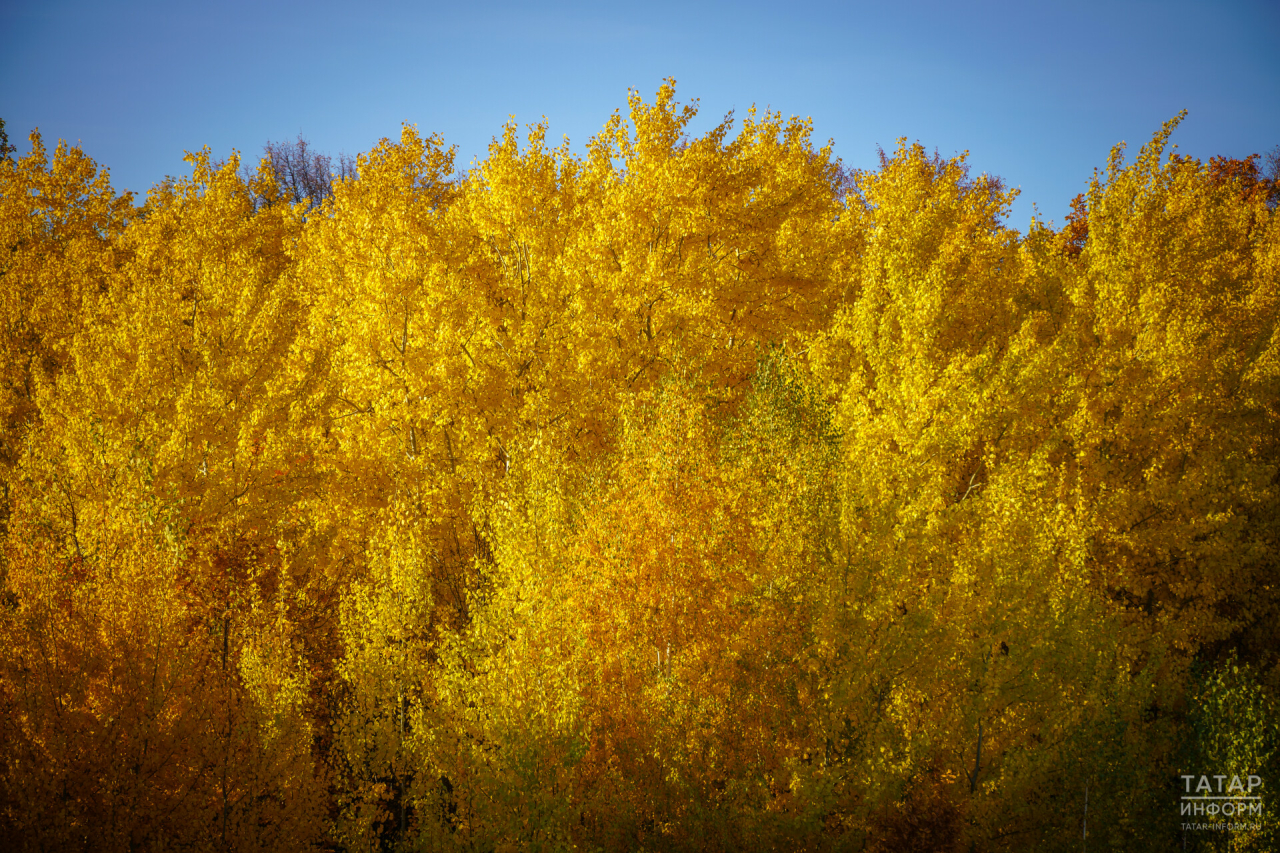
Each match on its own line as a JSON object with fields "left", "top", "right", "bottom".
{"left": 3, "top": 0, "right": 1277, "bottom": 230}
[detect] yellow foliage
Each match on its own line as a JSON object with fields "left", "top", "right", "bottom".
{"left": 2, "top": 89, "right": 1277, "bottom": 851}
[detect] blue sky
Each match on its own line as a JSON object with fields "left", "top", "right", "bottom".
{"left": 3, "top": 0, "right": 1277, "bottom": 229}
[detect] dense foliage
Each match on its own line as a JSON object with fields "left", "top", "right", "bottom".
{"left": 2, "top": 83, "right": 1278, "bottom": 851}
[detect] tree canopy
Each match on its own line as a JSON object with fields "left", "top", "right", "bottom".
{"left": 2, "top": 83, "right": 1277, "bottom": 852}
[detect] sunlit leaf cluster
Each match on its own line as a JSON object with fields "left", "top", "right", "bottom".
{"left": 2, "top": 84, "right": 1278, "bottom": 851}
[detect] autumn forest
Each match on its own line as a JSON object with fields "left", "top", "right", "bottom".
{"left": 2, "top": 83, "right": 1279, "bottom": 851}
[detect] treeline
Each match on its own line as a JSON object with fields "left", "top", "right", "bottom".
{"left": 1, "top": 85, "right": 1279, "bottom": 851}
